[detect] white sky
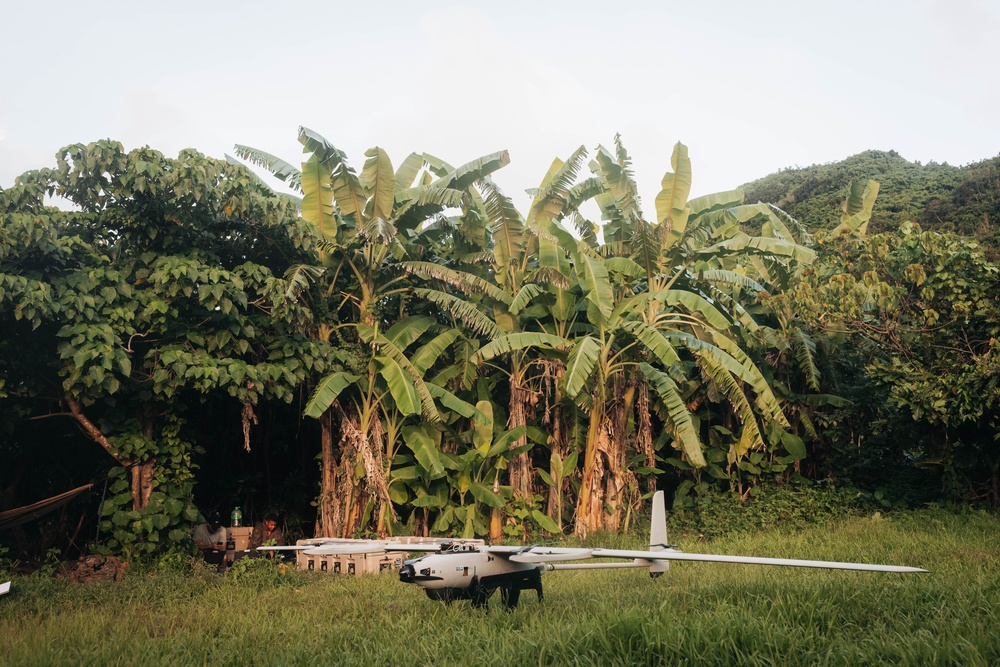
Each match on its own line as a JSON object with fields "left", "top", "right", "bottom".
{"left": 1, "top": 0, "right": 998, "bottom": 211}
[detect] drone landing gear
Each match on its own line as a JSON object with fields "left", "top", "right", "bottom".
{"left": 470, "top": 577, "right": 491, "bottom": 609}
{"left": 468, "top": 570, "right": 544, "bottom": 610}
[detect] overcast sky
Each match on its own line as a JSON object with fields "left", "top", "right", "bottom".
{"left": 1, "top": 0, "right": 998, "bottom": 210}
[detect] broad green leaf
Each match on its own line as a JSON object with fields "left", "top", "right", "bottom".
{"left": 469, "top": 482, "right": 504, "bottom": 509}
{"left": 654, "top": 142, "right": 692, "bottom": 231}
{"left": 462, "top": 504, "right": 476, "bottom": 539}
{"left": 619, "top": 321, "right": 680, "bottom": 368}
{"left": 639, "top": 363, "right": 705, "bottom": 467}
{"left": 660, "top": 289, "right": 733, "bottom": 331}
{"left": 300, "top": 154, "right": 336, "bottom": 240}
{"left": 402, "top": 262, "right": 512, "bottom": 306}
{"left": 475, "top": 332, "right": 571, "bottom": 363}
{"left": 782, "top": 431, "right": 808, "bottom": 460}
{"left": 411, "top": 329, "right": 461, "bottom": 373}
{"left": 604, "top": 257, "right": 645, "bottom": 278}
{"left": 481, "top": 179, "right": 523, "bottom": 275}
{"left": 532, "top": 509, "right": 561, "bottom": 534}
{"left": 433, "top": 150, "right": 510, "bottom": 192}
{"left": 473, "top": 400, "right": 493, "bottom": 452}
{"left": 686, "top": 189, "right": 743, "bottom": 218}
{"left": 412, "top": 494, "right": 445, "bottom": 508}
{"left": 232, "top": 144, "right": 302, "bottom": 190}
{"left": 536, "top": 233, "right": 564, "bottom": 272}
{"left": 299, "top": 126, "right": 366, "bottom": 224}
{"left": 376, "top": 356, "right": 420, "bottom": 416}
{"left": 563, "top": 450, "right": 578, "bottom": 474}
{"left": 527, "top": 146, "right": 587, "bottom": 226}
{"left": 390, "top": 466, "right": 422, "bottom": 481}
{"left": 403, "top": 425, "right": 445, "bottom": 479}
{"left": 509, "top": 284, "right": 545, "bottom": 315}
{"left": 563, "top": 336, "right": 601, "bottom": 398}
{"left": 577, "top": 251, "right": 612, "bottom": 326}
{"left": 394, "top": 152, "right": 425, "bottom": 191}
{"left": 377, "top": 337, "right": 441, "bottom": 422}
{"left": 384, "top": 315, "right": 433, "bottom": 351}
{"left": 703, "top": 233, "right": 817, "bottom": 265}
{"left": 413, "top": 289, "right": 502, "bottom": 339}
{"left": 304, "top": 371, "right": 361, "bottom": 419}
{"left": 550, "top": 451, "right": 564, "bottom": 480}
{"left": 488, "top": 425, "right": 528, "bottom": 458}
{"left": 361, "top": 147, "right": 395, "bottom": 222}
{"left": 841, "top": 179, "right": 880, "bottom": 221}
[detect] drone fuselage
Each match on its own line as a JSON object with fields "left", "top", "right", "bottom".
{"left": 398, "top": 547, "right": 544, "bottom": 608}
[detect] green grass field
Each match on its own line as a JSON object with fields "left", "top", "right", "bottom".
{"left": 1, "top": 510, "right": 998, "bottom": 666}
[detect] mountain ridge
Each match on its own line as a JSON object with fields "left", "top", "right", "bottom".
{"left": 739, "top": 149, "right": 1000, "bottom": 244}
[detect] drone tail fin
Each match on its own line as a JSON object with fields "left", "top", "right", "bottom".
{"left": 643, "top": 490, "right": 669, "bottom": 577}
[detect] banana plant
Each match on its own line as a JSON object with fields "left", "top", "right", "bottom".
{"left": 473, "top": 139, "right": 810, "bottom": 536}
{"left": 236, "top": 128, "right": 510, "bottom": 537}
{"left": 393, "top": 401, "right": 532, "bottom": 539}
{"left": 401, "top": 147, "right": 597, "bottom": 519}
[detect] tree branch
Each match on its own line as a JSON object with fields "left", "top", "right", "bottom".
{"left": 65, "top": 397, "right": 130, "bottom": 466}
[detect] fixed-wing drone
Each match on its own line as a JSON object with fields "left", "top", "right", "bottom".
{"left": 261, "top": 491, "right": 926, "bottom": 609}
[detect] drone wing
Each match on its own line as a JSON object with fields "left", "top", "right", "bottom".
{"left": 498, "top": 546, "right": 595, "bottom": 563}
{"left": 499, "top": 545, "right": 923, "bottom": 572}
{"left": 499, "top": 489, "right": 926, "bottom": 574}
{"left": 255, "top": 545, "right": 315, "bottom": 551}
{"left": 543, "top": 547, "right": 928, "bottom": 573}
{"left": 307, "top": 541, "right": 470, "bottom": 555}
{"left": 303, "top": 542, "right": 390, "bottom": 556}
{"left": 258, "top": 539, "right": 481, "bottom": 555}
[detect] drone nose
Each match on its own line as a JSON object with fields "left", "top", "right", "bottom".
{"left": 399, "top": 563, "right": 415, "bottom": 583}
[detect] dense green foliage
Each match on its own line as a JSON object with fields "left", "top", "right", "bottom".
{"left": 760, "top": 222, "right": 1000, "bottom": 506}
{"left": 0, "top": 142, "right": 329, "bottom": 557}
{"left": 1, "top": 511, "right": 997, "bottom": 666}
{"left": 2, "top": 134, "right": 999, "bottom": 564}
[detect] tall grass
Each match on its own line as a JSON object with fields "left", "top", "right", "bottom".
{"left": 1, "top": 510, "right": 997, "bottom": 666}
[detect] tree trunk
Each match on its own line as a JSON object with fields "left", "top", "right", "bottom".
{"left": 601, "top": 380, "right": 639, "bottom": 532}
{"left": 316, "top": 408, "right": 339, "bottom": 537}
{"left": 337, "top": 404, "right": 394, "bottom": 537}
{"left": 635, "top": 382, "right": 657, "bottom": 493}
{"left": 507, "top": 373, "right": 535, "bottom": 501}
{"left": 489, "top": 474, "right": 503, "bottom": 542}
{"left": 545, "top": 408, "right": 566, "bottom": 530}
{"left": 574, "top": 398, "right": 605, "bottom": 537}
{"left": 131, "top": 415, "right": 156, "bottom": 511}
{"left": 542, "top": 359, "right": 568, "bottom": 529}
{"left": 66, "top": 397, "right": 153, "bottom": 511}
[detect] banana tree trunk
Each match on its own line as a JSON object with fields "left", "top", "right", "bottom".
{"left": 545, "top": 408, "right": 567, "bottom": 529}
{"left": 337, "top": 404, "right": 394, "bottom": 537}
{"left": 601, "top": 380, "right": 639, "bottom": 532}
{"left": 317, "top": 408, "right": 340, "bottom": 537}
{"left": 542, "top": 360, "right": 568, "bottom": 528}
{"left": 635, "top": 382, "right": 657, "bottom": 493}
{"left": 507, "top": 374, "right": 535, "bottom": 500}
{"left": 489, "top": 475, "right": 503, "bottom": 542}
{"left": 574, "top": 398, "right": 606, "bottom": 537}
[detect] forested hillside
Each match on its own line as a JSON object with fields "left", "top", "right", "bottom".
{"left": 741, "top": 150, "right": 1000, "bottom": 245}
